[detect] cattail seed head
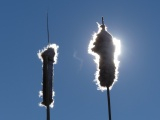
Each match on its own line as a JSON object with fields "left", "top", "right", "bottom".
{"left": 88, "top": 22, "right": 120, "bottom": 91}
{"left": 38, "top": 44, "right": 59, "bottom": 107}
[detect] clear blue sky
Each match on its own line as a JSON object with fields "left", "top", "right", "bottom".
{"left": 0, "top": 0, "right": 160, "bottom": 120}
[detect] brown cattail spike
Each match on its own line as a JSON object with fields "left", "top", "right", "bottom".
{"left": 41, "top": 48, "right": 55, "bottom": 107}
{"left": 91, "top": 17, "right": 115, "bottom": 88}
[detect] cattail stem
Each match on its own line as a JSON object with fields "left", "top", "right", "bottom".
{"left": 47, "top": 105, "right": 50, "bottom": 120}
{"left": 107, "top": 87, "right": 112, "bottom": 120}
{"left": 47, "top": 12, "right": 50, "bottom": 45}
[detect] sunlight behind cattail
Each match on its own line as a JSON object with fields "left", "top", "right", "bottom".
{"left": 88, "top": 22, "right": 121, "bottom": 91}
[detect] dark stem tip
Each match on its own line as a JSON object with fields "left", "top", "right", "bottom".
{"left": 101, "top": 17, "right": 105, "bottom": 29}
{"left": 102, "top": 17, "right": 104, "bottom": 25}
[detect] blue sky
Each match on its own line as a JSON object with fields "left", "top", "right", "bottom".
{"left": 0, "top": 0, "right": 160, "bottom": 120}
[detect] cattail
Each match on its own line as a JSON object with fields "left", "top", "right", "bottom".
{"left": 88, "top": 17, "right": 121, "bottom": 120}
{"left": 38, "top": 44, "right": 59, "bottom": 108}
{"left": 41, "top": 47, "right": 55, "bottom": 107}
{"left": 88, "top": 17, "right": 120, "bottom": 91}
{"left": 38, "top": 44, "right": 58, "bottom": 120}
{"left": 37, "top": 11, "right": 59, "bottom": 120}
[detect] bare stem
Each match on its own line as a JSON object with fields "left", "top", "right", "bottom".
{"left": 107, "top": 87, "right": 112, "bottom": 120}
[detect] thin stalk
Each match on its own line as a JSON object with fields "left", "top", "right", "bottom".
{"left": 47, "top": 105, "right": 50, "bottom": 120}
{"left": 47, "top": 12, "right": 50, "bottom": 45}
{"left": 107, "top": 87, "right": 112, "bottom": 120}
